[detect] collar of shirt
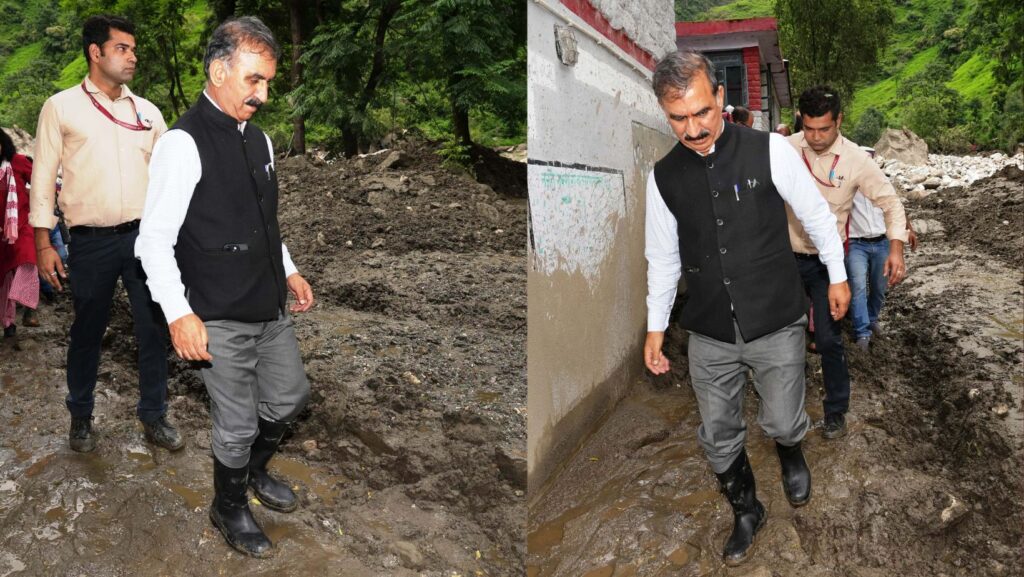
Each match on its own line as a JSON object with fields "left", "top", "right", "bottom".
{"left": 202, "top": 90, "right": 247, "bottom": 133}
{"left": 82, "top": 75, "right": 133, "bottom": 103}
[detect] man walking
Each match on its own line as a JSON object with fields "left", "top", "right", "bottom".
{"left": 644, "top": 50, "right": 850, "bottom": 566}
{"left": 30, "top": 15, "right": 180, "bottom": 453}
{"left": 786, "top": 86, "right": 908, "bottom": 439}
{"left": 136, "top": 16, "right": 313, "bottom": 558}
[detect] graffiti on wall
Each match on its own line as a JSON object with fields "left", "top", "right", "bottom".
{"left": 528, "top": 161, "right": 626, "bottom": 284}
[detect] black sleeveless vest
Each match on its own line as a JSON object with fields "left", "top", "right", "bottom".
{"left": 172, "top": 95, "right": 287, "bottom": 322}
{"left": 653, "top": 122, "right": 805, "bottom": 343}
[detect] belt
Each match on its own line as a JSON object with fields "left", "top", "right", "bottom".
{"left": 69, "top": 220, "right": 141, "bottom": 237}
{"left": 793, "top": 252, "right": 819, "bottom": 260}
{"left": 852, "top": 235, "right": 887, "bottom": 243}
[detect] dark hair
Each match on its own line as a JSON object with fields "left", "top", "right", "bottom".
{"left": 798, "top": 85, "right": 841, "bottom": 120}
{"left": 204, "top": 16, "right": 281, "bottom": 78}
{"left": 652, "top": 50, "right": 719, "bottom": 102}
{"left": 82, "top": 15, "right": 135, "bottom": 61}
{"left": 0, "top": 127, "right": 14, "bottom": 163}
{"left": 732, "top": 106, "right": 751, "bottom": 124}
{"left": 793, "top": 112, "right": 803, "bottom": 132}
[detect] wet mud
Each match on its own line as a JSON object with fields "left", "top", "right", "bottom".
{"left": 0, "top": 138, "right": 526, "bottom": 576}
{"left": 527, "top": 168, "right": 1023, "bottom": 576}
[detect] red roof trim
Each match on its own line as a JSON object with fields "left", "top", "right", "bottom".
{"left": 560, "top": 0, "right": 657, "bottom": 70}
{"left": 675, "top": 17, "right": 778, "bottom": 37}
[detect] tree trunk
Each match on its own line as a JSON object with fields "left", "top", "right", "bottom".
{"left": 341, "top": 124, "right": 359, "bottom": 158}
{"left": 452, "top": 102, "right": 471, "bottom": 147}
{"left": 288, "top": 0, "right": 306, "bottom": 156}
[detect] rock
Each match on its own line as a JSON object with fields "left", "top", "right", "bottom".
{"left": 371, "top": 238, "right": 385, "bottom": 249}
{"left": 912, "top": 219, "right": 945, "bottom": 234}
{"left": 301, "top": 439, "right": 318, "bottom": 454}
{"left": 908, "top": 173, "right": 929, "bottom": 185}
{"left": 923, "top": 176, "right": 942, "bottom": 189}
{"left": 391, "top": 540, "right": 424, "bottom": 569}
{"left": 378, "top": 150, "right": 405, "bottom": 171}
{"left": 874, "top": 128, "right": 929, "bottom": 166}
{"left": 477, "top": 202, "right": 501, "bottom": 223}
{"left": 420, "top": 174, "right": 437, "bottom": 187}
{"left": 993, "top": 404, "right": 1010, "bottom": 418}
{"left": 401, "top": 371, "right": 421, "bottom": 385}
{"left": 1, "top": 125, "right": 34, "bottom": 156}
{"left": 937, "top": 493, "right": 970, "bottom": 531}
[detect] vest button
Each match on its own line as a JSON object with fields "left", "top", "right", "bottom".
{"left": 716, "top": 219, "right": 724, "bottom": 226}
{"left": 719, "top": 247, "right": 727, "bottom": 254}
{"left": 711, "top": 190, "right": 719, "bottom": 198}
{"left": 723, "top": 277, "right": 731, "bottom": 285}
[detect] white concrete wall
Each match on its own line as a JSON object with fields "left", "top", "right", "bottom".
{"left": 527, "top": 0, "right": 676, "bottom": 491}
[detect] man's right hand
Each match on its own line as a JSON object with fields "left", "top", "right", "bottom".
{"left": 828, "top": 281, "right": 851, "bottom": 320}
{"left": 644, "top": 331, "right": 671, "bottom": 375}
{"left": 169, "top": 314, "right": 212, "bottom": 361}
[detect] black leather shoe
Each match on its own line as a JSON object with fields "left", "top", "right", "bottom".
{"left": 211, "top": 458, "right": 273, "bottom": 558}
{"left": 69, "top": 416, "right": 96, "bottom": 453}
{"left": 715, "top": 450, "right": 766, "bottom": 566}
{"left": 143, "top": 416, "right": 184, "bottom": 451}
{"left": 776, "top": 441, "right": 811, "bottom": 507}
{"left": 822, "top": 412, "right": 847, "bottom": 440}
{"left": 249, "top": 418, "right": 297, "bottom": 512}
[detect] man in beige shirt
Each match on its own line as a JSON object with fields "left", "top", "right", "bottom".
{"left": 786, "top": 85, "right": 908, "bottom": 441}
{"left": 30, "top": 14, "right": 181, "bottom": 453}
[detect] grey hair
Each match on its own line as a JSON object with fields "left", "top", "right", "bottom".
{"left": 652, "top": 50, "right": 719, "bottom": 102}
{"left": 203, "top": 16, "right": 281, "bottom": 78}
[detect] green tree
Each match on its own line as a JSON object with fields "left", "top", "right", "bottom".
{"left": 775, "top": 0, "right": 893, "bottom": 97}
{"left": 848, "top": 106, "right": 886, "bottom": 148}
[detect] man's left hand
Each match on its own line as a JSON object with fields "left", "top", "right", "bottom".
{"left": 287, "top": 273, "right": 314, "bottom": 312}
{"left": 883, "top": 239, "right": 907, "bottom": 287}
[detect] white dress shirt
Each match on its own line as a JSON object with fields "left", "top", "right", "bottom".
{"left": 848, "top": 192, "right": 888, "bottom": 238}
{"left": 646, "top": 132, "right": 847, "bottom": 332}
{"left": 135, "top": 92, "right": 298, "bottom": 325}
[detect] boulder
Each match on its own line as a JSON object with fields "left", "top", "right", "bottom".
{"left": 874, "top": 128, "right": 929, "bottom": 166}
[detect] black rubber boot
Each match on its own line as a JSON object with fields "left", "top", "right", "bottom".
{"left": 776, "top": 441, "right": 811, "bottom": 507}
{"left": 714, "top": 450, "right": 766, "bottom": 566}
{"left": 210, "top": 458, "right": 273, "bottom": 558}
{"left": 248, "top": 418, "right": 298, "bottom": 512}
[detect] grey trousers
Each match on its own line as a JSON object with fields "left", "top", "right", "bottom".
{"left": 200, "top": 313, "right": 310, "bottom": 468}
{"left": 687, "top": 316, "right": 811, "bottom": 474}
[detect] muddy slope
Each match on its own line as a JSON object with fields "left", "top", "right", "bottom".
{"left": 0, "top": 139, "right": 527, "bottom": 576}
{"left": 527, "top": 167, "right": 1023, "bottom": 576}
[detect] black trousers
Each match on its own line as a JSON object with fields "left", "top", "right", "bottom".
{"left": 66, "top": 230, "right": 167, "bottom": 422}
{"left": 796, "top": 256, "right": 851, "bottom": 416}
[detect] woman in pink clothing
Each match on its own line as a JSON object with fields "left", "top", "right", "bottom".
{"left": 0, "top": 127, "right": 39, "bottom": 339}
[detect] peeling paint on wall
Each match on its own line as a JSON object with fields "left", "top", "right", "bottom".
{"left": 527, "top": 162, "right": 626, "bottom": 285}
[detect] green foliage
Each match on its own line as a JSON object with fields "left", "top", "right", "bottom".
{"left": 705, "top": 0, "right": 773, "bottom": 20}
{"left": 848, "top": 107, "right": 886, "bottom": 148}
{"left": 776, "top": 0, "right": 894, "bottom": 97}
{"left": 675, "top": 0, "right": 734, "bottom": 21}
{"left": 436, "top": 137, "right": 474, "bottom": 174}
{"left": 56, "top": 55, "right": 87, "bottom": 88}
{"left": 2, "top": 42, "right": 45, "bottom": 77}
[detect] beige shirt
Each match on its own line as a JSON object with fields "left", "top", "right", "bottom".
{"left": 785, "top": 131, "right": 907, "bottom": 254}
{"left": 29, "top": 76, "right": 167, "bottom": 229}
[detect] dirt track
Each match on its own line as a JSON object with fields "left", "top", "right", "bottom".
{"left": 527, "top": 164, "right": 1023, "bottom": 576}
{"left": 0, "top": 140, "right": 527, "bottom": 576}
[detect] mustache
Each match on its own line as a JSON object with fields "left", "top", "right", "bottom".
{"left": 684, "top": 130, "right": 710, "bottom": 141}
{"left": 244, "top": 98, "right": 264, "bottom": 109}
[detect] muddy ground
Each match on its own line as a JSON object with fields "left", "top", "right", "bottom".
{"left": 0, "top": 139, "right": 527, "bottom": 576}
{"left": 527, "top": 165, "right": 1023, "bottom": 576}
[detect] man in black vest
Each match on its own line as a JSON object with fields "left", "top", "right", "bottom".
{"left": 643, "top": 50, "right": 851, "bottom": 566}
{"left": 135, "top": 17, "right": 313, "bottom": 558}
